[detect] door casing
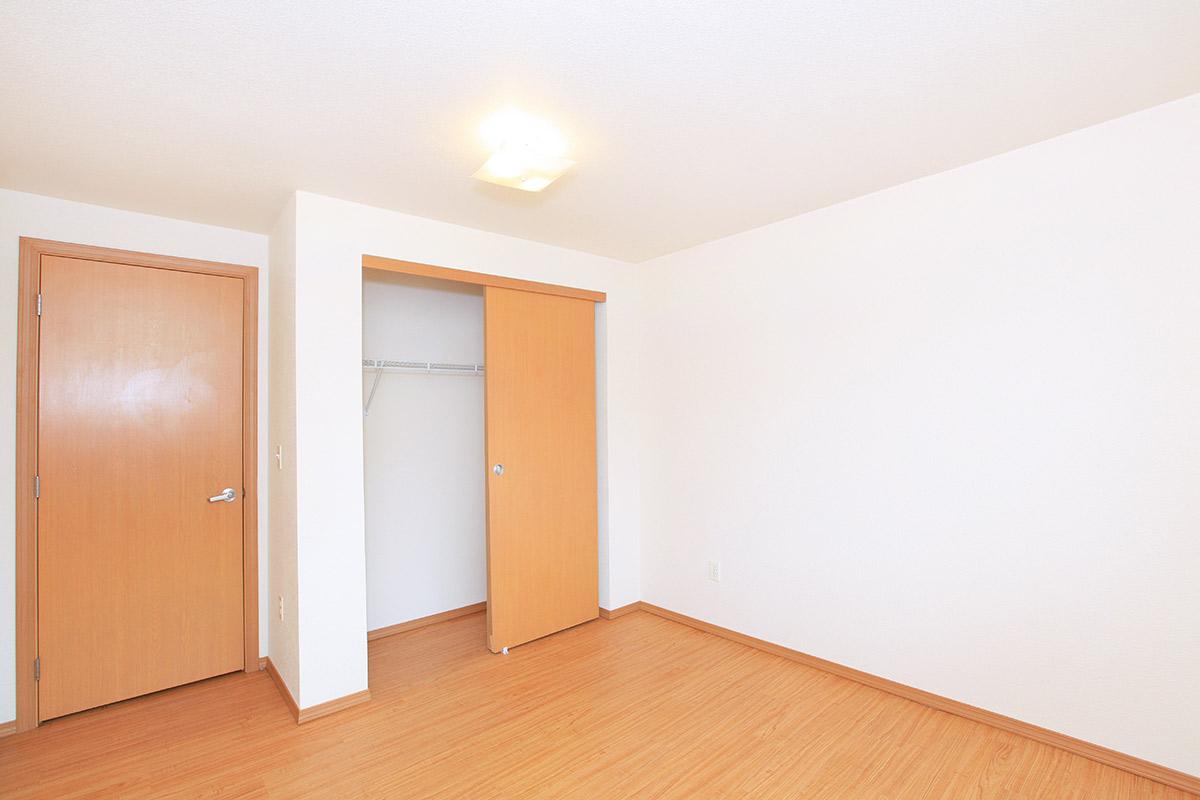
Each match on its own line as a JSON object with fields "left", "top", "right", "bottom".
{"left": 15, "top": 237, "right": 260, "bottom": 732}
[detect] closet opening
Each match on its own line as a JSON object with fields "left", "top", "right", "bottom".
{"left": 362, "top": 270, "right": 487, "bottom": 641}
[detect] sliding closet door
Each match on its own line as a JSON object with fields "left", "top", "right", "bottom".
{"left": 484, "top": 287, "right": 598, "bottom": 653}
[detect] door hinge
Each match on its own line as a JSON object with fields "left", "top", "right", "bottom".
{"left": 36, "top": 293, "right": 42, "bottom": 316}
{"left": 34, "top": 657, "right": 40, "bottom": 681}
{"left": 34, "top": 475, "right": 40, "bottom": 498}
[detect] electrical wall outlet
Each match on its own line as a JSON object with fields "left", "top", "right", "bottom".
{"left": 707, "top": 560, "right": 721, "bottom": 583}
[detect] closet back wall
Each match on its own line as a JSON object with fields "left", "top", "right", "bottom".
{"left": 362, "top": 271, "right": 485, "bottom": 631}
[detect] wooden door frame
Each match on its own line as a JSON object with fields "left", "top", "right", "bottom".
{"left": 15, "top": 237, "right": 260, "bottom": 732}
{"left": 361, "top": 254, "right": 606, "bottom": 302}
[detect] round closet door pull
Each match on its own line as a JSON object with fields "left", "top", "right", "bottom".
{"left": 492, "top": 464, "right": 505, "bottom": 476}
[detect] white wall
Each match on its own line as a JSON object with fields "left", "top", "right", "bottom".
{"left": 0, "top": 188, "right": 270, "bottom": 724}
{"left": 267, "top": 197, "right": 300, "bottom": 699}
{"left": 286, "top": 190, "right": 643, "bottom": 708}
{"left": 638, "top": 94, "right": 1200, "bottom": 775}
{"left": 362, "top": 272, "right": 485, "bottom": 630}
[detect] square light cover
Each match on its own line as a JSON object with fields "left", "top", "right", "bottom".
{"left": 473, "top": 109, "right": 574, "bottom": 192}
{"left": 473, "top": 148, "right": 575, "bottom": 192}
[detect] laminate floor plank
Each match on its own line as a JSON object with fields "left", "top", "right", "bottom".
{"left": 0, "top": 611, "right": 1192, "bottom": 799}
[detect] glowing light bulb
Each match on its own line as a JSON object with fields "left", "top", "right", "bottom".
{"left": 473, "top": 108, "right": 574, "bottom": 192}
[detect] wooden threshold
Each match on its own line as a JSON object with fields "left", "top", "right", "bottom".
{"left": 368, "top": 602, "right": 487, "bottom": 641}
{"left": 633, "top": 602, "right": 1199, "bottom": 795}
{"left": 362, "top": 254, "right": 606, "bottom": 303}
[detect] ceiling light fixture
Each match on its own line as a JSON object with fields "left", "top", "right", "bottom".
{"left": 473, "top": 108, "right": 574, "bottom": 192}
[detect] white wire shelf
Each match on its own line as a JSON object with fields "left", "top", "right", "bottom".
{"left": 363, "top": 358, "right": 484, "bottom": 375}
{"left": 362, "top": 358, "right": 484, "bottom": 416}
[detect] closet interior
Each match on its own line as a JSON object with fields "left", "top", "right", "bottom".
{"left": 362, "top": 270, "right": 486, "bottom": 637}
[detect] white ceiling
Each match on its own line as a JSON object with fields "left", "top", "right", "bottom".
{"left": 2, "top": 1, "right": 1198, "bottom": 262}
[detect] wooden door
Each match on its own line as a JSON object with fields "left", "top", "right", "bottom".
{"left": 37, "top": 255, "right": 245, "bottom": 721}
{"left": 484, "top": 287, "right": 598, "bottom": 652}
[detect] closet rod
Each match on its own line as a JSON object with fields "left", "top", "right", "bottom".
{"left": 363, "top": 358, "right": 485, "bottom": 374}
{"left": 362, "top": 359, "right": 485, "bottom": 417}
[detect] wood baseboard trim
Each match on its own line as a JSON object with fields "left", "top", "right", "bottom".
{"left": 263, "top": 657, "right": 301, "bottom": 722}
{"left": 263, "top": 657, "right": 371, "bottom": 724}
{"left": 636, "top": 602, "right": 1199, "bottom": 795}
{"left": 599, "top": 601, "right": 644, "bottom": 620}
{"left": 368, "top": 602, "right": 487, "bottom": 641}
{"left": 0, "top": 720, "right": 16, "bottom": 738}
{"left": 297, "top": 689, "right": 372, "bottom": 724}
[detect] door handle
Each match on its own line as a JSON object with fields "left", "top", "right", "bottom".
{"left": 208, "top": 487, "right": 237, "bottom": 503}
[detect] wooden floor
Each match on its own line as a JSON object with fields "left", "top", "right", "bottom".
{"left": 1, "top": 611, "right": 1193, "bottom": 799}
